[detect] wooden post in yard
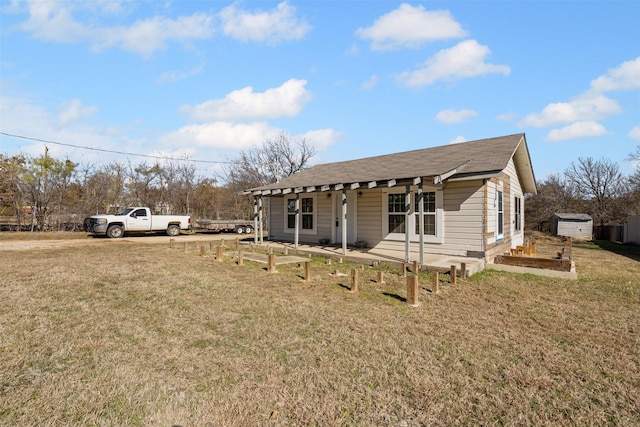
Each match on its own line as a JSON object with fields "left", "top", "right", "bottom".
{"left": 304, "top": 262, "right": 311, "bottom": 283}
{"left": 268, "top": 254, "right": 276, "bottom": 273}
{"left": 401, "top": 263, "right": 407, "bottom": 277}
{"left": 238, "top": 249, "right": 244, "bottom": 266}
{"left": 412, "top": 260, "right": 419, "bottom": 273}
{"left": 350, "top": 268, "right": 359, "bottom": 292}
{"left": 432, "top": 272, "right": 439, "bottom": 294}
{"left": 200, "top": 245, "right": 205, "bottom": 256}
{"left": 450, "top": 265, "right": 457, "bottom": 285}
{"left": 377, "top": 271, "right": 385, "bottom": 285}
{"left": 216, "top": 245, "right": 224, "bottom": 262}
{"left": 209, "top": 242, "right": 214, "bottom": 252}
{"left": 460, "top": 263, "right": 467, "bottom": 280}
{"left": 235, "top": 238, "right": 239, "bottom": 251}
{"left": 169, "top": 238, "right": 175, "bottom": 248}
{"left": 183, "top": 242, "right": 188, "bottom": 253}
{"left": 284, "top": 246, "right": 289, "bottom": 255}
{"left": 406, "top": 275, "right": 419, "bottom": 306}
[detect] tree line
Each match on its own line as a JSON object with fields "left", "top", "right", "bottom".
{"left": 1, "top": 134, "right": 638, "bottom": 235}
{"left": 0, "top": 132, "right": 315, "bottom": 231}
{"left": 525, "top": 148, "right": 640, "bottom": 232}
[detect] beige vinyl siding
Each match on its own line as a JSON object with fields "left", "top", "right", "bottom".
{"left": 268, "top": 195, "right": 285, "bottom": 240}
{"left": 316, "top": 194, "right": 333, "bottom": 241}
{"left": 371, "top": 180, "right": 485, "bottom": 257}
{"left": 505, "top": 158, "right": 525, "bottom": 247}
{"left": 356, "top": 189, "right": 383, "bottom": 244}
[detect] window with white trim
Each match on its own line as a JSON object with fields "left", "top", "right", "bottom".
{"left": 497, "top": 190, "right": 504, "bottom": 239}
{"left": 382, "top": 188, "right": 443, "bottom": 243}
{"left": 284, "top": 195, "right": 317, "bottom": 234}
{"left": 415, "top": 191, "right": 436, "bottom": 236}
{"left": 514, "top": 196, "right": 522, "bottom": 233}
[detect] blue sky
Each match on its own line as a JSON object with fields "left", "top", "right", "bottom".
{"left": 1, "top": 1, "right": 639, "bottom": 183}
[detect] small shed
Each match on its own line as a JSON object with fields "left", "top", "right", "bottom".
{"left": 551, "top": 213, "right": 593, "bottom": 240}
{"left": 624, "top": 215, "right": 640, "bottom": 245}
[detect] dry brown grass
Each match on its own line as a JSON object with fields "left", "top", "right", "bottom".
{"left": 1, "top": 234, "right": 639, "bottom": 426}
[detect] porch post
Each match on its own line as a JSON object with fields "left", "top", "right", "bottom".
{"left": 258, "top": 195, "right": 264, "bottom": 245}
{"left": 405, "top": 184, "right": 411, "bottom": 263}
{"left": 294, "top": 193, "right": 300, "bottom": 248}
{"left": 253, "top": 196, "right": 258, "bottom": 244}
{"left": 342, "top": 189, "right": 347, "bottom": 255}
{"left": 418, "top": 181, "right": 425, "bottom": 265}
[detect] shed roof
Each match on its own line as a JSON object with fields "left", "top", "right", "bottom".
{"left": 248, "top": 133, "right": 536, "bottom": 195}
{"left": 554, "top": 213, "right": 593, "bottom": 221}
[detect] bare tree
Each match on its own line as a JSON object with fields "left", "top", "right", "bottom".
{"left": 231, "top": 131, "right": 316, "bottom": 187}
{"left": 564, "top": 157, "right": 625, "bottom": 226}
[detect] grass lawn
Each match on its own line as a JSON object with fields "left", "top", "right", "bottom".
{"left": 1, "top": 234, "right": 639, "bottom": 426}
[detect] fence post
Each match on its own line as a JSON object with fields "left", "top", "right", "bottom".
{"left": 304, "top": 261, "right": 311, "bottom": 283}
{"left": 238, "top": 249, "right": 244, "bottom": 266}
{"left": 169, "top": 238, "right": 175, "bottom": 249}
{"left": 216, "top": 245, "right": 224, "bottom": 262}
{"left": 350, "top": 268, "right": 359, "bottom": 292}
{"left": 377, "top": 271, "right": 385, "bottom": 285}
{"left": 183, "top": 242, "right": 188, "bottom": 253}
{"left": 268, "top": 254, "right": 276, "bottom": 273}
{"left": 407, "top": 275, "right": 419, "bottom": 306}
{"left": 432, "top": 272, "right": 439, "bottom": 294}
{"left": 460, "top": 263, "right": 466, "bottom": 280}
{"left": 450, "top": 265, "right": 457, "bottom": 285}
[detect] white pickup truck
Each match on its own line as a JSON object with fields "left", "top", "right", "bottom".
{"left": 87, "top": 207, "right": 191, "bottom": 238}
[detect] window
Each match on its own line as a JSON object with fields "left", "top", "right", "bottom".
{"left": 388, "top": 193, "right": 406, "bottom": 233}
{"left": 382, "top": 188, "right": 443, "bottom": 243}
{"left": 415, "top": 191, "right": 436, "bottom": 235}
{"left": 301, "top": 197, "right": 314, "bottom": 230}
{"left": 132, "top": 208, "right": 147, "bottom": 217}
{"left": 284, "top": 195, "right": 316, "bottom": 234}
{"left": 497, "top": 190, "right": 504, "bottom": 239}
{"left": 514, "top": 196, "right": 522, "bottom": 233}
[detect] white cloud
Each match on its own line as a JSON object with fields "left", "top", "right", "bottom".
{"left": 397, "top": 40, "right": 510, "bottom": 88}
{"left": 496, "top": 112, "right": 516, "bottom": 122}
{"left": 629, "top": 125, "right": 640, "bottom": 142}
{"left": 449, "top": 136, "right": 467, "bottom": 144}
{"left": 361, "top": 75, "right": 378, "bottom": 90}
{"left": 546, "top": 121, "right": 609, "bottom": 141}
{"left": 356, "top": 3, "right": 467, "bottom": 51}
{"left": 181, "top": 79, "right": 313, "bottom": 122}
{"left": 589, "top": 56, "right": 640, "bottom": 93}
{"left": 156, "top": 66, "right": 203, "bottom": 84}
{"left": 15, "top": 0, "right": 214, "bottom": 57}
{"left": 435, "top": 108, "right": 477, "bottom": 124}
{"left": 159, "top": 121, "right": 279, "bottom": 150}
{"left": 520, "top": 94, "right": 621, "bottom": 127}
{"left": 219, "top": 1, "right": 311, "bottom": 44}
{"left": 299, "top": 128, "right": 342, "bottom": 151}
{"left": 58, "top": 99, "right": 98, "bottom": 125}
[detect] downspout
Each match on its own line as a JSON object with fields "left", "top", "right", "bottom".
{"left": 294, "top": 193, "right": 300, "bottom": 248}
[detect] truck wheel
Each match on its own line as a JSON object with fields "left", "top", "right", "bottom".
{"left": 235, "top": 226, "right": 244, "bottom": 234}
{"left": 166, "top": 224, "right": 180, "bottom": 236}
{"left": 107, "top": 225, "right": 124, "bottom": 238}
{"left": 244, "top": 226, "right": 253, "bottom": 234}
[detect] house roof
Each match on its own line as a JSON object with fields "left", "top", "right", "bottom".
{"left": 248, "top": 133, "right": 537, "bottom": 195}
{"left": 554, "top": 213, "right": 593, "bottom": 221}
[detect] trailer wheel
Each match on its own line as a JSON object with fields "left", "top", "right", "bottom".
{"left": 166, "top": 224, "right": 180, "bottom": 236}
{"left": 235, "top": 225, "right": 244, "bottom": 234}
{"left": 107, "top": 224, "right": 124, "bottom": 238}
{"left": 244, "top": 226, "right": 253, "bottom": 234}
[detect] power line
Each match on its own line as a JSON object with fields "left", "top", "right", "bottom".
{"left": 0, "top": 131, "right": 231, "bottom": 164}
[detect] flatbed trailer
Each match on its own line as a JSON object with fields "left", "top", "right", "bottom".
{"left": 194, "top": 219, "right": 254, "bottom": 234}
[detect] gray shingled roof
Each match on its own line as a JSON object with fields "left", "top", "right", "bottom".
{"left": 554, "top": 213, "right": 593, "bottom": 221}
{"left": 249, "top": 133, "right": 536, "bottom": 194}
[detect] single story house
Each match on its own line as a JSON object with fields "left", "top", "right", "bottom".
{"left": 551, "top": 213, "right": 593, "bottom": 240}
{"left": 246, "top": 133, "right": 537, "bottom": 266}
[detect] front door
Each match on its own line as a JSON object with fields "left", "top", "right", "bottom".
{"left": 334, "top": 191, "right": 357, "bottom": 244}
